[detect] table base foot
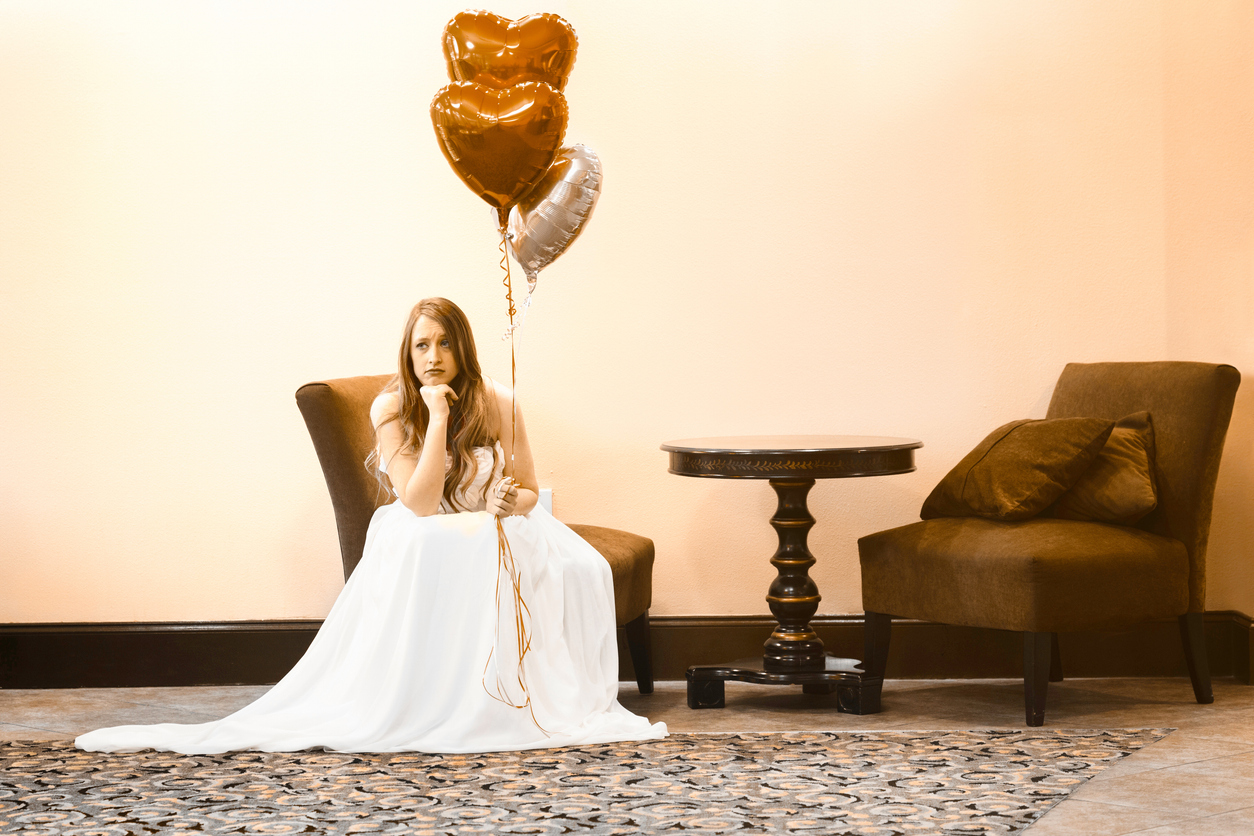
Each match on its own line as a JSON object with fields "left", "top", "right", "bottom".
{"left": 687, "top": 677, "right": 725, "bottom": 709}
{"left": 686, "top": 656, "right": 883, "bottom": 715}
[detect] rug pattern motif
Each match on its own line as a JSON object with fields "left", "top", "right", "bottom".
{"left": 0, "top": 729, "right": 1167, "bottom": 835}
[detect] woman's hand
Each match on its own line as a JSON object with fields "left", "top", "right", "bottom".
{"left": 420, "top": 384, "right": 458, "bottom": 420}
{"left": 486, "top": 476, "right": 520, "bottom": 517}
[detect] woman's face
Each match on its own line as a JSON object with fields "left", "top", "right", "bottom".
{"left": 410, "top": 315, "right": 460, "bottom": 388}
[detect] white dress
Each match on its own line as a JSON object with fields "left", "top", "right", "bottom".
{"left": 76, "top": 442, "right": 666, "bottom": 754}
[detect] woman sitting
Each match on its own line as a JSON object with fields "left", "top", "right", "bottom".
{"left": 77, "top": 297, "right": 665, "bottom": 753}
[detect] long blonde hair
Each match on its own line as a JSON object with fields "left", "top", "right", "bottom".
{"left": 375, "top": 298, "right": 497, "bottom": 509}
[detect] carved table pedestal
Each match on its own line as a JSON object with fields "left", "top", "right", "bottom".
{"left": 660, "top": 435, "right": 922, "bottom": 714}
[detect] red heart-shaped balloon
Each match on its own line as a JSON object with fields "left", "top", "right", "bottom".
{"left": 442, "top": 11, "right": 577, "bottom": 92}
{"left": 430, "top": 81, "right": 569, "bottom": 219}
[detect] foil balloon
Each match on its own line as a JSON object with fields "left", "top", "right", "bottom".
{"left": 508, "top": 145, "right": 602, "bottom": 285}
{"left": 430, "top": 81, "right": 568, "bottom": 227}
{"left": 443, "top": 11, "right": 577, "bottom": 92}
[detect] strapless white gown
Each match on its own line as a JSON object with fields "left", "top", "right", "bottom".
{"left": 76, "top": 443, "right": 666, "bottom": 753}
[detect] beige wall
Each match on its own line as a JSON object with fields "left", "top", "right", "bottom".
{"left": 1163, "top": 0, "right": 1254, "bottom": 614}
{"left": 1, "top": 1, "right": 1247, "bottom": 623}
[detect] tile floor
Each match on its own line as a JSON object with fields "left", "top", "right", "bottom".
{"left": 2, "top": 677, "right": 1252, "bottom": 834}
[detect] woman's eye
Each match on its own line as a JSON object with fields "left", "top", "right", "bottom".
{"left": 415, "top": 342, "right": 427, "bottom": 350}
{"left": 441, "top": 340, "right": 450, "bottom": 348}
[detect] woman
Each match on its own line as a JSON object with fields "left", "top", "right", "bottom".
{"left": 76, "top": 298, "right": 666, "bottom": 753}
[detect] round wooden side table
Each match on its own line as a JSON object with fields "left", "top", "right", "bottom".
{"left": 660, "top": 435, "right": 922, "bottom": 714}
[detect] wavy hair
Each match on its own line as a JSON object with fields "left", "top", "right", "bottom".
{"left": 373, "top": 298, "right": 497, "bottom": 510}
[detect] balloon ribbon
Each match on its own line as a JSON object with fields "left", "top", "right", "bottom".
{"left": 481, "top": 223, "right": 546, "bottom": 735}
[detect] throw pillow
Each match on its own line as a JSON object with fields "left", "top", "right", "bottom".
{"left": 921, "top": 417, "right": 1115, "bottom": 521}
{"left": 1051, "top": 411, "right": 1156, "bottom": 524}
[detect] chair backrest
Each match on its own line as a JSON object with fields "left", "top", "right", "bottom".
{"left": 296, "top": 374, "right": 394, "bottom": 580}
{"left": 1045, "top": 362, "right": 1240, "bottom": 611}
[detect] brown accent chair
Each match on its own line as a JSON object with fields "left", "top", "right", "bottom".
{"left": 295, "top": 374, "right": 655, "bottom": 694}
{"left": 858, "top": 362, "right": 1240, "bottom": 725}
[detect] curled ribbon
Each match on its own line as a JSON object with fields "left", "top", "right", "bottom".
{"left": 480, "top": 515, "right": 546, "bottom": 735}
{"left": 480, "top": 222, "right": 547, "bottom": 735}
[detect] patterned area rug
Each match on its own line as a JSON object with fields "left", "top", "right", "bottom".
{"left": 0, "top": 729, "right": 1166, "bottom": 835}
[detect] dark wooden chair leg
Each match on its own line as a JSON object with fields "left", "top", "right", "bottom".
{"left": 1024, "top": 632, "right": 1052, "bottom": 727}
{"left": 861, "top": 611, "right": 892, "bottom": 713}
{"left": 1178, "top": 612, "right": 1214, "bottom": 705}
{"left": 624, "top": 611, "right": 654, "bottom": 695}
{"left": 863, "top": 611, "right": 892, "bottom": 679}
{"left": 1049, "top": 632, "right": 1063, "bottom": 682}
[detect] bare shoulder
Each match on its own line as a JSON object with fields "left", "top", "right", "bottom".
{"left": 485, "top": 376, "right": 514, "bottom": 404}
{"left": 370, "top": 388, "right": 401, "bottom": 429}
{"left": 484, "top": 377, "right": 518, "bottom": 437}
{"left": 486, "top": 378, "right": 520, "bottom": 414}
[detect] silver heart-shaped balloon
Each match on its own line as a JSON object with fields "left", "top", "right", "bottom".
{"left": 508, "top": 145, "right": 602, "bottom": 286}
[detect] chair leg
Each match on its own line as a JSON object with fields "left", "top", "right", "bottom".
{"left": 624, "top": 611, "right": 654, "bottom": 695}
{"left": 1024, "top": 632, "right": 1052, "bottom": 727}
{"left": 860, "top": 611, "right": 892, "bottom": 713}
{"left": 1049, "top": 632, "right": 1063, "bottom": 682}
{"left": 1178, "top": 612, "right": 1214, "bottom": 705}
{"left": 863, "top": 611, "right": 892, "bottom": 679}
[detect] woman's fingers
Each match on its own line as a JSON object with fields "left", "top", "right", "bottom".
{"left": 488, "top": 478, "right": 519, "bottom": 516}
{"left": 419, "top": 384, "right": 458, "bottom": 413}
{"left": 421, "top": 384, "right": 451, "bottom": 400}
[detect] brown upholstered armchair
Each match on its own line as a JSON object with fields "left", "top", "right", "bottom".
{"left": 295, "top": 374, "right": 655, "bottom": 694}
{"left": 858, "top": 362, "right": 1240, "bottom": 725}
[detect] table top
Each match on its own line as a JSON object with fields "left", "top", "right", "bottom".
{"left": 661, "top": 435, "right": 922, "bottom": 454}
{"left": 661, "top": 435, "right": 922, "bottom": 480}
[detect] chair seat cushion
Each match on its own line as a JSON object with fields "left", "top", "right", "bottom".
{"left": 859, "top": 517, "right": 1188, "bottom": 632}
{"left": 567, "top": 523, "right": 653, "bottom": 626}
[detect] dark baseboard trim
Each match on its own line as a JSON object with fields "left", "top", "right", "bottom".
{"left": 615, "top": 610, "right": 1254, "bottom": 685}
{"left": 1, "top": 612, "right": 1250, "bottom": 689}
{"left": 0, "top": 621, "right": 323, "bottom": 688}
